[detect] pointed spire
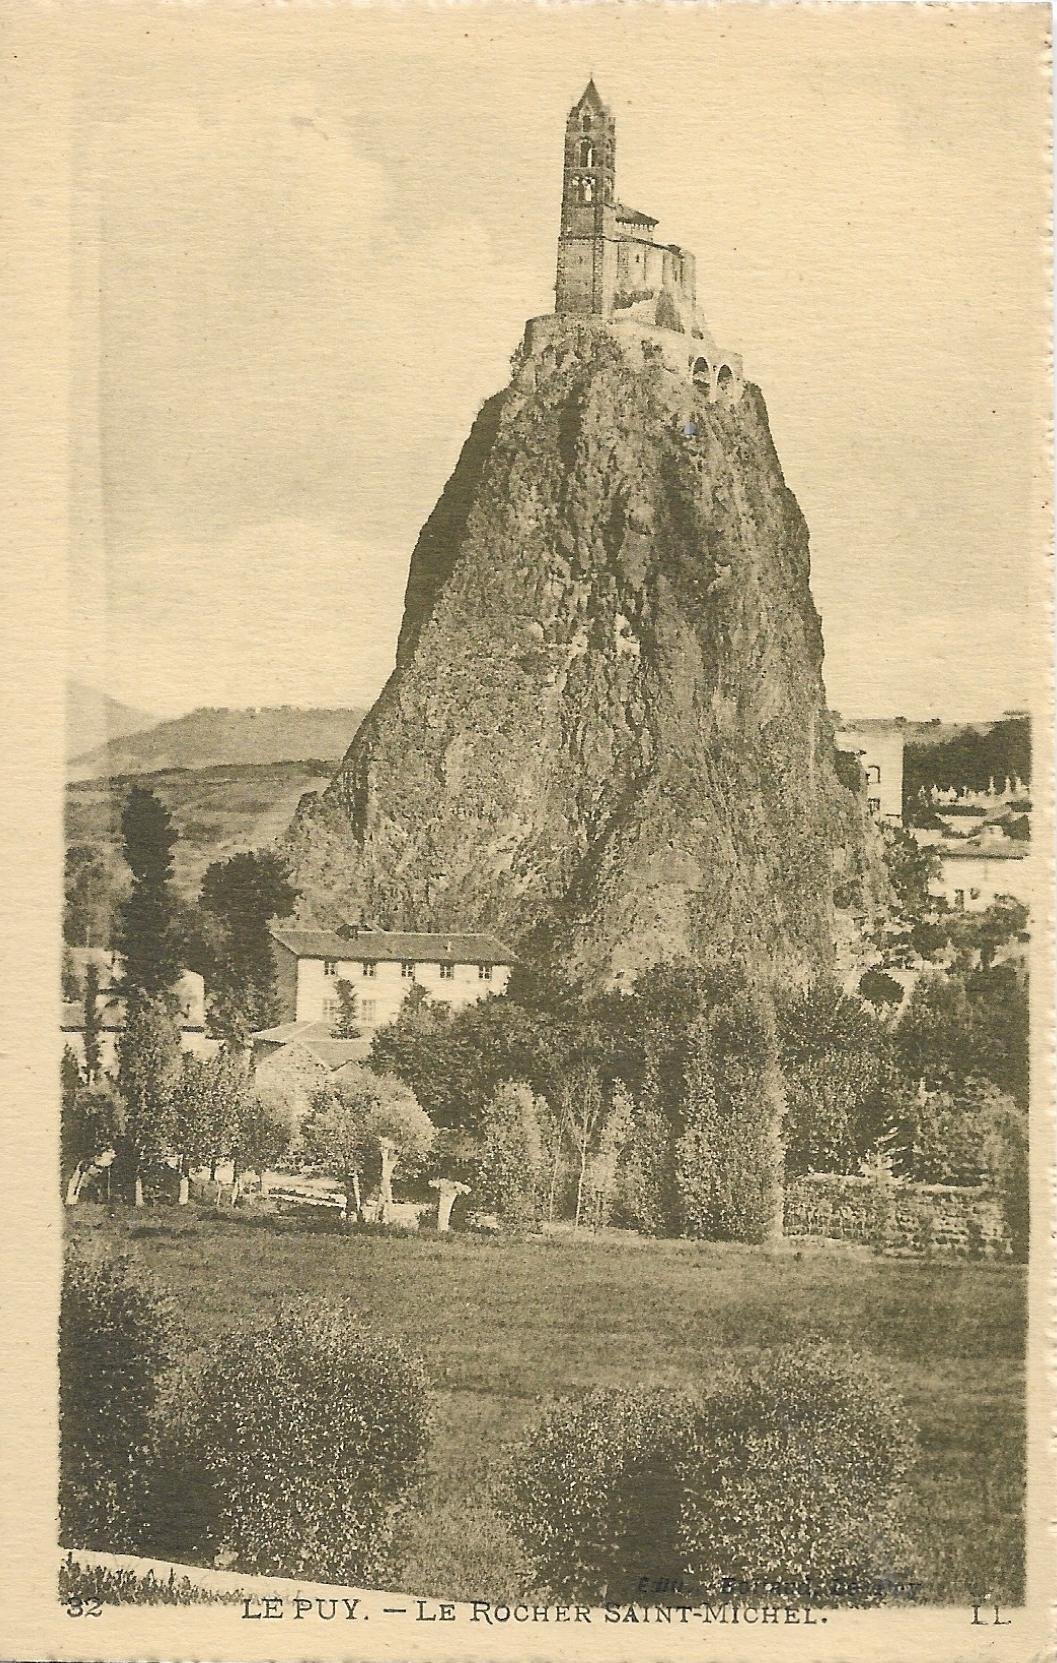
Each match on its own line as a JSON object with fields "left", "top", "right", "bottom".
{"left": 577, "top": 77, "right": 603, "bottom": 110}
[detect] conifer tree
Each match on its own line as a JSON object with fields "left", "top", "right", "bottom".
{"left": 199, "top": 851, "right": 297, "bottom": 1044}
{"left": 114, "top": 786, "right": 183, "bottom": 1002}
{"left": 332, "top": 978, "right": 361, "bottom": 1039}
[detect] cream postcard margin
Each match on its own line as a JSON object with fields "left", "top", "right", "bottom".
{"left": 0, "top": 4, "right": 1053, "bottom": 1661}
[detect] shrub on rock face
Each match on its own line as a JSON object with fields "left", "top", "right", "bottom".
{"left": 678, "top": 1350, "right": 916, "bottom": 1604}
{"left": 59, "top": 1247, "right": 177, "bottom": 1551}
{"left": 499, "top": 1352, "right": 915, "bottom": 1607}
{"left": 175, "top": 1299, "right": 432, "bottom": 1584}
{"left": 499, "top": 1386, "right": 695, "bottom": 1601}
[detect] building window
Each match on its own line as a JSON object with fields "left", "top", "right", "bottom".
{"left": 478, "top": 963, "right": 493, "bottom": 981}
{"left": 401, "top": 961, "right": 416, "bottom": 979}
{"left": 323, "top": 960, "right": 337, "bottom": 977}
{"left": 361, "top": 999, "right": 377, "bottom": 1024}
{"left": 954, "top": 889, "right": 965, "bottom": 909}
{"left": 361, "top": 962, "right": 376, "bottom": 978}
{"left": 439, "top": 963, "right": 454, "bottom": 981}
{"left": 581, "top": 109, "right": 592, "bottom": 130}
{"left": 579, "top": 138, "right": 595, "bottom": 167}
{"left": 321, "top": 998, "right": 339, "bottom": 1023}
{"left": 867, "top": 797, "right": 881, "bottom": 813}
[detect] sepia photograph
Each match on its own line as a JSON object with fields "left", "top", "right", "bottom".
{"left": 1, "top": 3, "right": 1052, "bottom": 1660}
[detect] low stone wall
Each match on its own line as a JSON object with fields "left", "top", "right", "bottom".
{"left": 784, "top": 1173, "right": 1010, "bottom": 1259}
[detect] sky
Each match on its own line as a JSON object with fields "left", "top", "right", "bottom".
{"left": 67, "top": 4, "right": 1050, "bottom": 725}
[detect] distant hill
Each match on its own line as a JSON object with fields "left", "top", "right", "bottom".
{"left": 66, "top": 681, "right": 156, "bottom": 762}
{"left": 65, "top": 759, "right": 337, "bottom": 912}
{"left": 68, "top": 704, "right": 365, "bottom": 781}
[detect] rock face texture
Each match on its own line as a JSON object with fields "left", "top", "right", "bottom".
{"left": 286, "top": 322, "right": 880, "bottom": 985}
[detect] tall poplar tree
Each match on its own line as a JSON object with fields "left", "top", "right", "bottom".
{"left": 115, "top": 786, "right": 183, "bottom": 1002}
{"left": 199, "top": 851, "right": 297, "bottom": 1045}
{"left": 113, "top": 786, "right": 183, "bottom": 1203}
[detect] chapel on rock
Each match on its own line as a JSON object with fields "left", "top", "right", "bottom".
{"left": 521, "top": 80, "right": 743, "bottom": 398}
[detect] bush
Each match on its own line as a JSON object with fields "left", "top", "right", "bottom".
{"left": 499, "top": 1351, "right": 916, "bottom": 1607}
{"left": 678, "top": 1350, "right": 916, "bottom": 1603}
{"left": 499, "top": 1385, "right": 695, "bottom": 1601}
{"left": 169, "top": 1298, "right": 432, "bottom": 1583}
{"left": 59, "top": 1247, "right": 177, "bottom": 1551}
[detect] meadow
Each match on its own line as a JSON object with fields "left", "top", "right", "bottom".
{"left": 68, "top": 1206, "right": 1026, "bottom": 1606}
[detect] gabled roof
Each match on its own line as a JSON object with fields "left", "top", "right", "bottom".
{"left": 271, "top": 927, "right": 515, "bottom": 965}
{"left": 616, "top": 203, "right": 658, "bottom": 227}
{"left": 251, "top": 1019, "right": 370, "bottom": 1070}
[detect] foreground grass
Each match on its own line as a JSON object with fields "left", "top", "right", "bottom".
{"left": 68, "top": 1206, "right": 1025, "bottom": 1605}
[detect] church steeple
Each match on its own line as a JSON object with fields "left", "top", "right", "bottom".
{"left": 556, "top": 82, "right": 617, "bottom": 314}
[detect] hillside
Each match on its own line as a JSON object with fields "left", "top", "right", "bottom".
{"left": 65, "top": 759, "right": 336, "bottom": 916}
{"left": 286, "top": 320, "right": 884, "bottom": 984}
{"left": 68, "top": 704, "right": 365, "bottom": 781}
{"left": 66, "top": 681, "right": 156, "bottom": 762}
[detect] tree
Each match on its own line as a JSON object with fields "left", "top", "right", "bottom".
{"left": 331, "top": 978, "right": 361, "bottom": 1039}
{"left": 777, "top": 978, "right": 895, "bottom": 1176}
{"left": 115, "top": 999, "right": 182, "bottom": 1205}
{"left": 62, "top": 1081, "right": 121, "bottom": 1203}
{"left": 897, "top": 962, "right": 1028, "bottom": 1107}
{"left": 301, "top": 1079, "right": 371, "bottom": 1222}
{"left": 558, "top": 1064, "right": 607, "bottom": 1228}
{"left": 476, "top": 1080, "right": 544, "bottom": 1228}
{"left": 674, "top": 994, "right": 785, "bottom": 1244}
{"left": 199, "top": 851, "right": 297, "bottom": 1044}
{"left": 303, "top": 1066, "right": 434, "bottom": 1223}
{"left": 62, "top": 947, "right": 81, "bottom": 1001}
{"left": 233, "top": 1085, "right": 294, "bottom": 1196}
{"left": 169, "top": 1050, "right": 247, "bottom": 1189}
{"left": 114, "top": 786, "right": 183, "bottom": 1002}
{"left": 858, "top": 968, "right": 904, "bottom": 1011}
{"left": 880, "top": 823, "right": 940, "bottom": 924}
{"left": 584, "top": 1081, "right": 635, "bottom": 1230}
{"left": 362, "top": 1072, "right": 435, "bottom": 1222}
{"left": 82, "top": 961, "right": 104, "bottom": 1086}
{"left": 64, "top": 843, "right": 124, "bottom": 949}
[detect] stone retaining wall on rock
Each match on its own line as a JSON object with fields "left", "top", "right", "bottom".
{"left": 784, "top": 1172, "right": 1010, "bottom": 1259}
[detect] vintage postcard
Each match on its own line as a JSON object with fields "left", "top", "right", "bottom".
{"left": 1, "top": 3, "right": 1053, "bottom": 1661}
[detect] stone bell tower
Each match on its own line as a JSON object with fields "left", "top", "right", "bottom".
{"left": 556, "top": 80, "right": 618, "bottom": 316}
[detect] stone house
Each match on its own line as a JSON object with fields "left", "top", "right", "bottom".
{"left": 269, "top": 924, "right": 514, "bottom": 1034}
{"left": 835, "top": 719, "right": 905, "bottom": 823}
{"left": 61, "top": 966, "right": 217, "bottom": 1073}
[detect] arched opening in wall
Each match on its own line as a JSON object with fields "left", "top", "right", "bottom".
{"left": 692, "top": 357, "right": 712, "bottom": 393}
{"left": 580, "top": 177, "right": 594, "bottom": 204}
{"left": 581, "top": 109, "right": 592, "bottom": 130}
{"left": 716, "top": 364, "right": 734, "bottom": 394}
{"left": 579, "top": 139, "right": 595, "bottom": 167}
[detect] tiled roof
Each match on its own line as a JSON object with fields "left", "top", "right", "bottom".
{"left": 271, "top": 927, "right": 515, "bottom": 965}
{"left": 616, "top": 202, "right": 658, "bottom": 227}
{"left": 251, "top": 1019, "right": 369, "bottom": 1069}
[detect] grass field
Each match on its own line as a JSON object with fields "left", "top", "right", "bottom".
{"left": 68, "top": 1207, "right": 1026, "bottom": 1606}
